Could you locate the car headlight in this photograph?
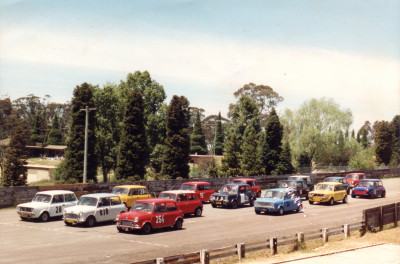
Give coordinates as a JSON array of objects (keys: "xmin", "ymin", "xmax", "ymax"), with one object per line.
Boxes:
[
  {"xmin": 134, "ymin": 217, "xmax": 139, "ymax": 223},
  {"xmin": 210, "ymin": 196, "xmax": 215, "ymax": 201},
  {"xmin": 115, "ymin": 215, "xmax": 120, "ymax": 221},
  {"xmin": 322, "ymin": 195, "xmax": 327, "ymax": 199},
  {"xmin": 308, "ymin": 193, "xmax": 313, "ymax": 197}
]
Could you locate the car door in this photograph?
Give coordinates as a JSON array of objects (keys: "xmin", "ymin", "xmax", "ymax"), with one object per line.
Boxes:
[
  {"xmin": 152, "ymin": 202, "xmax": 167, "ymax": 228},
  {"xmin": 164, "ymin": 202, "xmax": 178, "ymax": 227},
  {"xmin": 64, "ymin": 193, "xmax": 78, "ymax": 209},
  {"xmin": 96, "ymin": 198, "xmax": 112, "ymax": 222},
  {"xmin": 110, "ymin": 196, "xmax": 124, "ymax": 218},
  {"xmin": 239, "ymin": 186, "xmax": 249, "ymax": 205},
  {"xmin": 196, "ymin": 184, "xmax": 206, "ymax": 201},
  {"xmin": 283, "ymin": 193, "xmax": 296, "ymax": 211},
  {"xmin": 49, "ymin": 194, "xmax": 65, "ymax": 217},
  {"xmin": 204, "ymin": 184, "xmax": 214, "ymax": 201},
  {"xmin": 126, "ymin": 188, "xmax": 139, "ymax": 208},
  {"xmin": 177, "ymin": 194, "xmax": 190, "ymax": 214}
]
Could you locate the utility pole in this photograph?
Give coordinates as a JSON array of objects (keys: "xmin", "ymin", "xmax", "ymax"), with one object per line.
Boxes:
[{"xmin": 80, "ymin": 106, "xmax": 96, "ymax": 183}]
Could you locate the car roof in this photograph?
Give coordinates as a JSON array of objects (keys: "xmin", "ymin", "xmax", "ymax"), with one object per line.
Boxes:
[
  {"xmin": 346, "ymin": 173, "xmax": 365, "ymax": 175},
  {"xmin": 113, "ymin": 185, "xmax": 147, "ymax": 188},
  {"xmin": 160, "ymin": 190, "xmax": 196, "ymax": 195},
  {"xmin": 135, "ymin": 198, "xmax": 176, "ymax": 203},
  {"xmin": 282, "ymin": 179, "xmax": 304, "ymax": 182},
  {"xmin": 181, "ymin": 181, "xmax": 211, "ymax": 185},
  {"xmin": 359, "ymin": 179, "xmax": 379, "ymax": 182},
  {"xmin": 325, "ymin": 176, "xmax": 345, "ymax": 179},
  {"xmin": 224, "ymin": 183, "xmax": 251, "ymax": 187},
  {"xmin": 266, "ymin": 188, "xmax": 289, "ymax": 192},
  {"xmin": 317, "ymin": 182, "xmax": 342, "ymax": 186},
  {"xmin": 81, "ymin": 193, "xmax": 120, "ymax": 198},
  {"xmin": 36, "ymin": 190, "xmax": 74, "ymax": 195},
  {"xmin": 289, "ymin": 175, "xmax": 310, "ymax": 178},
  {"xmin": 232, "ymin": 178, "xmax": 256, "ymax": 181}
]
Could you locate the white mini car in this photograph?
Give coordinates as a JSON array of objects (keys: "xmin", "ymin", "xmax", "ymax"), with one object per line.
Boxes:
[
  {"xmin": 17, "ymin": 190, "xmax": 78, "ymax": 222},
  {"xmin": 63, "ymin": 193, "xmax": 127, "ymax": 227}
]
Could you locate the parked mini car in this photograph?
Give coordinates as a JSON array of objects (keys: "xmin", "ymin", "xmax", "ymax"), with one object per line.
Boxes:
[
  {"xmin": 63, "ymin": 193, "xmax": 127, "ymax": 227},
  {"xmin": 158, "ymin": 190, "xmax": 203, "ymax": 217},
  {"xmin": 179, "ymin": 182, "xmax": 215, "ymax": 202},
  {"xmin": 308, "ymin": 182, "xmax": 347, "ymax": 205},
  {"xmin": 111, "ymin": 185, "xmax": 152, "ymax": 209},
  {"xmin": 279, "ymin": 180, "xmax": 309, "ymax": 198},
  {"xmin": 17, "ymin": 190, "xmax": 78, "ymax": 222},
  {"xmin": 115, "ymin": 199, "xmax": 184, "ymax": 234},
  {"xmin": 231, "ymin": 178, "xmax": 262, "ymax": 197},
  {"xmin": 351, "ymin": 179, "xmax": 386, "ymax": 199},
  {"xmin": 345, "ymin": 173, "xmax": 366, "ymax": 188},
  {"xmin": 210, "ymin": 184, "xmax": 256, "ymax": 209},
  {"xmin": 288, "ymin": 175, "xmax": 314, "ymax": 190},
  {"xmin": 254, "ymin": 188, "xmax": 301, "ymax": 215},
  {"xmin": 323, "ymin": 176, "xmax": 350, "ymax": 194}
]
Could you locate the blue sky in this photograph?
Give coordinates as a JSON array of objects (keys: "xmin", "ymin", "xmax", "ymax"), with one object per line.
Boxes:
[{"xmin": 0, "ymin": 0, "xmax": 399, "ymax": 130}]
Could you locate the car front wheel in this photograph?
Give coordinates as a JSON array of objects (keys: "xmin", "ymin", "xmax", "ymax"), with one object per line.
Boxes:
[
  {"xmin": 174, "ymin": 218, "xmax": 183, "ymax": 230},
  {"xmin": 309, "ymin": 200, "xmax": 314, "ymax": 205},
  {"xmin": 231, "ymin": 200, "xmax": 238, "ymax": 209},
  {"xmin": 142, "ymin": 223, "xmax": 152, "ymax": 234},
  {"xmin": 85, "ymin": 216, "xmax": 96, "ymax": 227},
  {"xmin": 277, "ymin": 207, "xmax": 284, "ymax": 216},
  {"xmin": 343, "ymin": 195, "xmax": 348, "ymax": 203},
  {"xmin": 40, "ymin": 212, "xmax": 50, "ymax": 222},
  {"xmin": 328, "ymin": 198, "xmax": 334, "ymax": 205},
  {"xmin": 381, "ymin": 191, "xmax": 386, "ymax": 198},
  {"xmin": 194, "ymin": 207, "xmax": 202, "ymax": 217}
]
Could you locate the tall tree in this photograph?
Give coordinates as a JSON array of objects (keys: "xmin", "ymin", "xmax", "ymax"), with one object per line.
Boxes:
[
  {"xmin": 45, "ymin": 114, "xmax": 63, "ymax": 145},
  {"xmin": 263, "ymin": 108, "xmax": 283, "ymax": 174},
  {"xmin": 3, "ymin": 125, "xmax": 28, "ymax": 186},
  {"xmin": 361, "ymin": 129, "xmax": 368, "ymax": 148},
  {"xmin": 241, "ymin": 125, "xmax": 263, "ymax": 176},
  {"xmin": 391, "ymin": 115, "xmax": 400, "ymax": 166},
  {"xmin": 57, "ymin": 83, "xmax": 98, "ymax": 183},
  {"xmin": 207, "ymin": 156, "xmax": 219, "ymax": 178},
  {"xmin": 0, "ymin": 97, "xmax": 16, "ymax": 139},
  {"xmin": 161, "ymin": 96, "xmax": 190, "ymax": 179},
  {"xmin": 30, "ymin": 113, "xmax": 42, "ymax": 143},
  {"xmin": 93, "ymin": 83, "xmax": 124, "ymax": 182},
  {"xmin": 214, "ymin": 112, "xmax": 224, "ymax": 155},
  {"xmin": 116, "ymin": 89, "xmax": 149, "ymax": 180},
  {"xmin": 221, "ymin": 133, "xmax": 241, "ymax": 177},
  {"xmin": 276, "ymin": 141, "xmax": 295, "ymax": 175},
  {"xmin": 190, "ymin": 111, "xmax": 207, "ymax": 155},
  {"xmin": 374, "ymin": 120, "xmax": 393, "ymax": 165}
]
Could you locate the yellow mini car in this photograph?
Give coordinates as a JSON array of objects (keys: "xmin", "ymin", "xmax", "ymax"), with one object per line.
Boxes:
[
  {"xmin": 308, "ymin": 182, "xmax": 347, "ymax": 205},
  {"xmin": 111, "ymin": 185, "xmax": 152, "ymax": 209}
]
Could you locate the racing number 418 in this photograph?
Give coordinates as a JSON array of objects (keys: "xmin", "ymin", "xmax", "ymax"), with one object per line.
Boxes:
[{"xmin": 156, "ymin": 215, "xmax": 164, "ymax": 224}]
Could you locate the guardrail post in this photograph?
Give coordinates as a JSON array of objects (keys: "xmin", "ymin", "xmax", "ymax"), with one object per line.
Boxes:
[
  {"xmin": 270, "ymin": 237, "xmax": 277, "ymax": 255},
  {"xmin": 343, "ymin": 224, "xmax": 350, "ymax": 239},
  {"xmin": 394, "ymin": 203, "xmax": 398, "ymax": 227},
  {"xmin": 379, "ymin": 206, "xmax": 384, "ymax": 230},
  {"xmin": 322, "ymin": 228, "xmax": 328, "ymax": 243},
  {"xmin": 156, "ymin": 257, "xmax": 165, "ymax": 264},
  {"xmin": 297, "ymin": 232, "xmax": 304, "ymax": 243},
  {"xmin": 237, "ymin": 243, "xmax": 245, "ymax": 261},
  {"xmin": 200, "ymin": 249, "xmax": 209, "ymax": 264}
]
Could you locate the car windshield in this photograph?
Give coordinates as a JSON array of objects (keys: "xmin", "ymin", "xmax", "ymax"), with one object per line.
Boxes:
[
  {"xmin": 280, "ymin": 181, "xmax": 297, "ymax": 188},
  {"xmin": 180, "ymin": 184, "xmax": 195, "ymax": 191},
  {"xmin": 112, "ymin": 187, "xmax": 128, "ymax": 195},
  {"xmin": 316, "ymin": 184, "xmax": 333, "ymax": 191},
  {"xmin": 346, "ymin": 174, "xmax": 358, "ymax": 179},
  {"xmin": 358, "ymin": 181, "xmax": 374, "ymax": 187},
  {"xmin": 32, "ymin": 194, "xmax": 52, "ymax": 203},
  {"xmin": 77, "ymin": 197, "xmax": 98, "ymax": 206},
  {"xmin": 219, "ymin": 185, "xmax": 238, "ymax": 194},
  {"xmin": 232, "ymin": 180, "xmax": 245, "ymax": 184},
  {"xmin": 159, "ymin": 193, "xmax": 177, "ymax": 200},
  {"xmin": 324, "ymin": 178, "xmax": 340, "ymax": 183},
  {"xmin": 131, "ymin": 202, "xmax": 154, "ymax": 212},
  {"xmin": 264, "ymin": 191, "xmax": 284, "ymax": 199}
]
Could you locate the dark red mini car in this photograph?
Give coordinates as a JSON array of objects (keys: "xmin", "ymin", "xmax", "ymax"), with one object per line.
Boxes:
[
  {"xmin": 231, "ymin": 178, "xmax": 262, "ymax": 197},
  {"xmin": 345, "ymin": 173, "xmax": 366, "ymax": 188},
  {"xmin": 159, "ymin": 190, "xmax": 203, "ymax": 217},
  {"xmin": 116, "ymin": 199, "xmax": 184, "ymax": 234},
  {"xmin": 179, "ymin": 182, "xmax": 214, "ymax": 202}
]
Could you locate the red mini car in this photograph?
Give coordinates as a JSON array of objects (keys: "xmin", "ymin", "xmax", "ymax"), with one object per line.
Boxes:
[
  {"xmin": 158, "ymin": 190, "xmax": 203, "ymax": 217},
  {"xmin": 231, "ymin": 178, "xmax": 262, "ymax": 197},
  {"xmin": 179, "ymin": 182, "xmax": 215, "ymax": 202},
  {"xmin": 115, "ymin": 199, "xmax": 184, "ymax": 234},
  {"xmin": 345, "ymin": 173, "xmax": 366, "ymax": 188}
]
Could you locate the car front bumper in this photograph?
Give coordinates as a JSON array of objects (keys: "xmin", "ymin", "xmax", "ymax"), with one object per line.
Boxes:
[
  {"xmin": 254, "ymin": 206, "xmax": 277, "ymax": 213},
  {"xmin": 308, "ymin": 196, "xmax": 330, "ymax": 203},
  {"xmin": 17, "ymin": 211, "xmax": 37, "ymax": 219}
]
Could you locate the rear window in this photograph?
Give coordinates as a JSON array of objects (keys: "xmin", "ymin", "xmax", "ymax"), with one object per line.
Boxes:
[{"xmin": 180, "ymin": 184, "xmax": 195, "ymax": 191}]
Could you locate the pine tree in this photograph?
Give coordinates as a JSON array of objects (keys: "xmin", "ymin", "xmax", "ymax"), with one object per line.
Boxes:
[
  {"xmin": 263, "ymin": 108, "xmax": 283, "ymax": 174},
  {"xmin": 276, "ymin": 141, "xmax": 295, "ymax": 175},
  {"xmin": 3, "ymin": 125, "xmax": 28, "ymax": 186},
  {"xmin": 207, "ymin": 156, "xmax": 219, "ymax": 178},
  {"xmin": 58, "ymin": 83, "xmax": 98, "ymax": 183},
  {"xmin": 116, "ymin": 89, "xmax": 149, "ymax": 180},
  {"xmin": 190, "ymin": 110, "xmax": 207, "ymax": 154},
  {"xmin": 391, "ymin": 115, "xmax": 400, "ymax": 166},
  {"xmin": 241, "ymin": 125, "xmax": 263, "ymax": 176},
  {"xmin": 221, "ymin": 133, "xmax": 241, "ymax": 177},
  {"xmin": 361, "ymin": 129, "xmax": 368, "ymax": 148},
  {"xmin": 30, "ymin": 113, "xmax": 41, "ymax": 143},
  {"xmin": 374, "ymin": 120, "xmax": 393, "ymax": 165},
  {"xmin": 161, "ymin": 96, "xmax": 190, "ymax": 179},
  {"xmin": 46, "ymin": 114, "xmax": 63, "ymax": 145},
  {"xmin": 214, "ymin": 112, "xmax": 224, "ymax": 155}
]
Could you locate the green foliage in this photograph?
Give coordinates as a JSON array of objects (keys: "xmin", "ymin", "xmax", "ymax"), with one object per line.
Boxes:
[
  {"xmin": 161, "ymin": 95, "xmax": 191, "ymax": 179},
  {"xmin": 150, "ymin": 144, "xmax": 165, "ymax": 173},
  {"xmin": 189, "ymin": 163, "xmax": 208, "ymax": 178},
  {"xmin": 241, "ymin": 125, "xmax": 263, "ymax": 176},
  {"xmin": 214, "ymin": 112, "xmax": 224, "ymax": 155},
  {"xmin": 349, "ymin": 147, "xmax": 375, "ymax": 170},
  {"xmin": 57, "ymin": 83, "xmax": 98, "ymax": 183},
  {"xmin": 207, "ymin": 157, "xmax": 219, "ymax": 178},
  {"xmin": 374, "ymin": 120, "xmax": 393, "ymax": 165},
  {"xmin": 390, "ymin": 115, "xmax": 400, "ymax": 166},
  {"xmin": 3, "ymin": 125, "xmax": 28, "ymax": 186},
  {"xmin": 190, "ymin": 110, "xmax": 207, "ymax": 154},
  {"xmin": 276, "ymin": 141, "xmax": 295, "ymax": 175},
  {"xmin": 0, "ymin": 97, "xmax": 15, "ymax": 139},
  {"xmin": 30, "ymin": 113, "xmax": 42, "ymax": 143},
  {"xmin": 45, "ymin": 114, "xmax": 63, "ymax": 145},
  {"xmin": 221, "ymin": 133, "xmax": 242, "ymax": 177},
  {"xmin": 116, "ymin": 89, "xmax": 149, "ymax": 180},
  {"xmin": 263, "ymin": 108, "xmax": 283, "ymax": 174}
]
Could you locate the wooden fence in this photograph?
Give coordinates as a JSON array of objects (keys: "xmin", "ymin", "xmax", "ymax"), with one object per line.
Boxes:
[{"xmin": 363, "ymin": 202, "xmax": 399, "ymax": 231}]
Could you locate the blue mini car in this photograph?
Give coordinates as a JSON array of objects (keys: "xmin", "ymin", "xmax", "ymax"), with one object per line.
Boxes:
[
  {"xmin": 351, "ymin": 179, "xmax": 386, "ymax": 199},
  {"xmin": 254, "ymin": 188, "xmax": 301, "ymax": 215}
]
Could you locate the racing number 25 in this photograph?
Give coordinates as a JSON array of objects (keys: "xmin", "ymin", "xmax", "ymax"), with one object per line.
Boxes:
[{"xmin": 156, "ymin": 215, "xmax": 164, "ymax": 224}]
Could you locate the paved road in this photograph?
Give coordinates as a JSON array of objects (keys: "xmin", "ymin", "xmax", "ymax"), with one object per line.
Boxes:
[{"xmin": 0, "ymin": 178, "xmax": 399, "ymax": 264}]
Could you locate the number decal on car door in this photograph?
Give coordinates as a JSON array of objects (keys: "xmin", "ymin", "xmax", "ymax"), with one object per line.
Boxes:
[
  {"xmin": 99, "ymin": 208, "xmax": 109, "ymax": 216},
  {"xmin": 55, "ymin": 206, "xmax": 62, "ymax": 214},
  {"xmin": 156, "ymin": 215, "xmax": 164, "ymax": 224}
]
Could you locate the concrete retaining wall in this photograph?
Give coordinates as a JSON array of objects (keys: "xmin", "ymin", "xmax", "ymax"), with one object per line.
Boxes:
[{"xmin": 1, "ymin": 168, "xmax": 399, "ymax": 208}]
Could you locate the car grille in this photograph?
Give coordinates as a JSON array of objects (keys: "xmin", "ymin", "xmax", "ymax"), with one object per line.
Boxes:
[
  {"xmin": 120, "ymin": 219, "xmax": 133, "ymax": 226},
  {"xmin": 19, "ymin": 207, "xmax": 33, "ymax": 212},
  {"xmin": 65, "ymin": 213, "xmax": 79, "ymax": 219},
  {"xmin": 256, "ymin": 202, "xmax": 274, "ymax": 207},
  {"xmin": 312, "ymin": 194, "xmax": 325, "ymax": 197},
  {"xmin": 354, "ymin": 191, "xmax": 366, "ymax": 195}
]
